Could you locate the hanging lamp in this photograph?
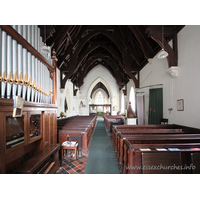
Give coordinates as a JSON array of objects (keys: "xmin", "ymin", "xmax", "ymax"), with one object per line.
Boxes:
[{"xmin": 158, "ymin": 25, "xmax": 168, "ymax": 59}]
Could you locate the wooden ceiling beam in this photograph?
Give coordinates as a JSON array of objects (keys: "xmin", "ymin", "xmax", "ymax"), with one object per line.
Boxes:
[
  {"xmin": 45, "ymin": 25, "xmax": 65, "ymax": 46},
  {"xmin": 57, "ymin": 26, "xmax": 87, "ymax": 67},
  {"xmin": 150, "ymin": 33, "xmax": 177, "ymax": 67},
  {"xmin": 67, "ymin": 32, "xmax": 73, "ymax": 45},
  {"xmin": 124, "ymin": 51, "xmax": 139, "ymax": 88},
  {"xmin": 52, "ymin": 25, "xmax": 72, "ymax": 52},
  {"xmin": 77, "ymin": 55, "xmax": 123, "ymax": 88},
  {"xmin": 84, "ymin": 25, "xmax": 116, "ymax": 31},
  {"xmin": 146, "ymin": 25, "xmax": 184, "ymax": 36},
  {"xmin": 72, "ymin": 29, "xmax": 124, "ymax": 68},
  {"xmin": 115, "ymin": 26, "xmax": 142, "ymax": 66},
  {"xmin": 128, "ymin": 25, "xmax": 154, "ymax": 59},
  {"xmin": 146, "ymin": 26, "xmax": 174, "ymax": 35},
  {"xmin": 76, "ymin": 42, "xmax": 123, "ymax": 74}
]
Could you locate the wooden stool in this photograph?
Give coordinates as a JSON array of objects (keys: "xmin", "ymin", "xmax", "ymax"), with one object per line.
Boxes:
[
  {"xmin": 61, "ymin": 144, "xmax": 79, "ymax": 160},
  {"xmin": 161, "ymin": 118, "xmax": 168, "ymax": 125}
]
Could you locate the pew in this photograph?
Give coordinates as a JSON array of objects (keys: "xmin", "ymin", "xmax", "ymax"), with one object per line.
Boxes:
[
  {"xmin": 112, "ymin": 124, "xmax": 177, "ymax": 146},
  {"xmin": 114, "ymin": 128, "xmax": 184, "ymax": 153},
  {"xmin": 57, "ymin": 115, "xmax": 97, "ymax": 154},
  {"xmin": 123, "ymin": 141, "xmax": 200, "ymax": 174},
  {"xmin": 112, "ymin": 124, "xmax": 200, "ymax": 146},
  {"xmin": 103, "ymin": 114, "xmax": 124, "ymax": 132},
  {"xmin": 111, "ymin": 124, "xmax": 200, "ymax": 174},
  {"xmin": 117, "ymin": 132, "xmax": 200, "ymax": 167},
  {"xmin": 13, "ymin": 144, "xmax": 60, "ymax": 174}
]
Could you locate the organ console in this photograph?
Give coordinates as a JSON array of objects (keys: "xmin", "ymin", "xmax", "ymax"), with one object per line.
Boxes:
[{"xmin": 6, "ymin": 116, "xmax": 25, "ymax": 149}]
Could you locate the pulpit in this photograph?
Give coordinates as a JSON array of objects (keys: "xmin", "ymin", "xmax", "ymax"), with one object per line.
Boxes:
[{"xmin": 125, "ymin": 102, "xmax": 137, "ymax": 125}]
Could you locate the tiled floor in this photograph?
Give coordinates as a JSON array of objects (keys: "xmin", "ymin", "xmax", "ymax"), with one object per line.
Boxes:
[
  {"xmin": 56, "ymin": 137, "xmax": 121, "ymax": 174},
  {"xmin": 56, "ymin": 153, "xmax": 88, "ymax": 174}
]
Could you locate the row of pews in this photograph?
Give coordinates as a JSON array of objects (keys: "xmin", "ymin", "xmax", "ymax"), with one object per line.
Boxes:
[
  {"xmin": 103, "ymin": 114, "xmax": 124, "ymax": 133},
  {"xmin": 57, "ymin": 115, "xmax": 97, "ymax": 154},
  {"xmin": 112, "ymin": 124, "xmax": 200, "ymax": 174}
]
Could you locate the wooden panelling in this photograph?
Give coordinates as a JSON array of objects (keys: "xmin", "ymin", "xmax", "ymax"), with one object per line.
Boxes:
[
  {"xmin": 0, "ymin": 98, "xmax": 58, "ymax": 173},
  {"xmin": 192, "ymin": 153, "xmax": 200, "ymax": 173},
  {"xmin": 142, "ymin": 152, "xmax": 181, "ymax": 174},
  {"xmin": 0, "ymin": 112, "xmax": 6, "ymax": 173}
]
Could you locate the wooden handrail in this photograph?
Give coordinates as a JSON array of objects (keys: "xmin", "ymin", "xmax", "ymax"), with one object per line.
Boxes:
[{"xmin": 0, "ymin": 25, "xmax": 54, "ymax": 73}]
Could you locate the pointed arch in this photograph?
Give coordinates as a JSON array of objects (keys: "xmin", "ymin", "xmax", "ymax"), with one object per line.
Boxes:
[
  {"xmin": 121, "ymin": 90, "xmax": 125, "ymax": 113},
  {"xmin": 129, "ymin": 86, "xmax": 136, "ymax": 112},
  {"xmin": 87, "ymin": 77, "xmax": 113, "ymax": 101},
  {"xmin": 66, "ymin": 87, "xmax": 71, "ymax": 114}
]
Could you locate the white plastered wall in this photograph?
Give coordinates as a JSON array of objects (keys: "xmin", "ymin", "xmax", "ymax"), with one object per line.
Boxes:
[
  {"xmin": 56, "ymin": 69, "xmax": 78, "ymax": 117},
  {"xmin": 138, "ymin": 25, "xmax": 200, "ymax": 128}
]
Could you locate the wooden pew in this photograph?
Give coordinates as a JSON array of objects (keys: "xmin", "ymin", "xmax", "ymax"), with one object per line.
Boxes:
[
  {"xmin": 114, "ymin": 128, "xmax": 184, "ymax": 153},
  {"xmin": 13, "ymin": 144, "xmax": 60, "ymax": 174},
  {"xmin": 112, "ymin": 124, "xmax": 200, "ymax": 147},
  {"xmin": 57, "ymin": 115, "xmax": 97, "ymax": 154},
  {"xmin": 123, "ymin": 141, "xmax": 200, "ymax": 174},
  {"xmin": 103, "ymin": 114, "xmax": 124, "ymax": 132},
  {"xmin": 113, "ymin": 125, "xmax": 200, "ymax": 154},
  {"xmin": 117, "ymin": 132, "xmax": 200, "ymax": 167},
  {"xmin": 112, "ymin": 124, "xmax": 176, "ymax": 147},
  {"xmin": 111, "ymin": 124, "xmax": 200, "ymax": 174}
]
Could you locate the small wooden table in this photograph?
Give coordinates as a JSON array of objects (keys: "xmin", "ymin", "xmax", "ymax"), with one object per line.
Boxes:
[{"xmin": 61, "ymin": 144, "xmax": 79, "ymax": 160}]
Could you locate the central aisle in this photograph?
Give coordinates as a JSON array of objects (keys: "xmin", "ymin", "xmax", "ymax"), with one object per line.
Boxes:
[{"xmin": 84, "ymin": 119, "xmax": 120, "ymax": 174}]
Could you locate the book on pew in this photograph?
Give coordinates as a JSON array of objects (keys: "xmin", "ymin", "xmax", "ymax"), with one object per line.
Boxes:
[
  {"xmin": 156, "ymin": 148, "xmax": 167, "ymax": 151},
  {"xmin": 71, "ymin": 141, "xmax": 78, "ymax": 146},
  {"xmin": 178, "ymin": 148, "xmax": 193, "ymax": 151},
  {"xmin": 168, "ymin": 148, "xmax": 180, "ymax": 151},
  {"xmin": 62, "ymin": 141, "xmax": 77, "ymax": 146},
  {"xmin": 139, "ymin": 148, "xmax": 151, "ymax": 151},
  {"xmin": 191, "ymin": 148, "xmax": 200, "ymax": 151}
]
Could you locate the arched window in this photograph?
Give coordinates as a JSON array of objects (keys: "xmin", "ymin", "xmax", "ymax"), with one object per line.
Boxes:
[
  {"xmin": 95, "ymin": 91, "xmax": 104, "ymax": 104},
  {"xmin": 129, "ymin": 87, "xmax": 136, "ymax": 112},
  {"xmin": 121, "ymin": 91, "xmax": 125, "ymax": 113}
]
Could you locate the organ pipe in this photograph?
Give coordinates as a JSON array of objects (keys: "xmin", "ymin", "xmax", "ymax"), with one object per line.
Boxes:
[{"xmin": 0, "ymin": 25, "xmax": 54, "ymax": 104}]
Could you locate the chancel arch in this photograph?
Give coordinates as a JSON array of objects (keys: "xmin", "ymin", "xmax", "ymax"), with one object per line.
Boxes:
[{"xmin": 87, "ymin": 76, "xmax": 113, "ymax": 101}]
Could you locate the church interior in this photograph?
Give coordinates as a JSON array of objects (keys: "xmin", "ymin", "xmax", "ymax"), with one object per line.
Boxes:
[{"xmin": 1, "ymin": 23, "xmax": 200, "ymax": 196}]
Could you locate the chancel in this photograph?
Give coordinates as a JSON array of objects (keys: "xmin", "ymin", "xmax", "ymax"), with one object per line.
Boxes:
[{"xmin": 1, "ymin": 25, "xmax": 200, "ymax": 174}]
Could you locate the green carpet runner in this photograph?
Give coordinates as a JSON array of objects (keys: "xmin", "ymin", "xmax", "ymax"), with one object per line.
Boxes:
[{"xmin": 84, "ymin": 119, "xmax": 120, "ymax": 174}]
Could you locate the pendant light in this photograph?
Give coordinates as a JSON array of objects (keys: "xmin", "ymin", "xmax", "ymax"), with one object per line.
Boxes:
[
  {"xmin": 158, "ymin": 25, "xmax": 168, "ymax": 59},
  {"xmin": 41, "ymin": 25, "xmax": 50, "ymax": 56}
]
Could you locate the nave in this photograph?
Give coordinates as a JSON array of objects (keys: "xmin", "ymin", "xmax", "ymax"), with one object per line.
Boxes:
[{"xmin": 56, "ymin": 117, "xmax": 120, "ymax": 174}]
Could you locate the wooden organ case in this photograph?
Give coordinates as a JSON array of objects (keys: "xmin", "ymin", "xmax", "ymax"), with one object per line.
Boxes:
[{"xmin": 0, "ymin": 25, "xmax": 59, "ymax": 174}]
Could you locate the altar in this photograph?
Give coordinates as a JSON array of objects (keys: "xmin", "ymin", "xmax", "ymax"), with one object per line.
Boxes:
[{"xmin": 89, "ymin": 104, "xmax": 111, "ymax": 115}]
